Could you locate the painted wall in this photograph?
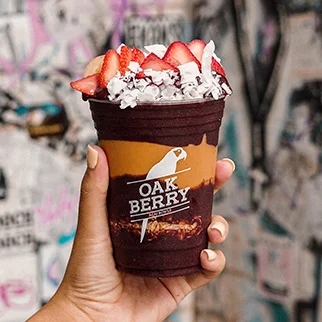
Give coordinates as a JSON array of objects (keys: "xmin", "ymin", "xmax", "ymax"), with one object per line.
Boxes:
[{"xmin": 1, "ymin": 1, "xmax": 322, "ymax": 321}]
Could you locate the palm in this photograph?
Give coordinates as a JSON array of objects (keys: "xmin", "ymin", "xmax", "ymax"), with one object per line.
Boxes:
[
  {"xmin": 105, "ymin": 262, "xmax": 215, "ymax": 322},
  {"xmin": 63, "ymin": 235, "xmax": 197, "ymax": 322},
  {"xmin": 118, "ymin": 274, "xmax": 184, "ymax": 321}
]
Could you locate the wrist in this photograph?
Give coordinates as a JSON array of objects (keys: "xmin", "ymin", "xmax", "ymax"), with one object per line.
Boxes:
[{"xmin": 27, "ymin": 289, "xmax": 92, "ymax": 322}]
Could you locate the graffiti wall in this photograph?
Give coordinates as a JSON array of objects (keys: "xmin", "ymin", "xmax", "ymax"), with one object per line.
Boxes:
[
  {"xmin": 194, "ymin": 1, "xmax": 322, "ymax": 321},
  {"xmin": 1, "ymin": 1, "xmax": 322, "ymax": 321}
]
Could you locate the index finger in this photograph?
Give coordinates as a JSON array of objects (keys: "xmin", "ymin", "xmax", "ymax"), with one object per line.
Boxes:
[{"xmin": 214, "ymin": 158, "xmax": 235, "ymax": 192}]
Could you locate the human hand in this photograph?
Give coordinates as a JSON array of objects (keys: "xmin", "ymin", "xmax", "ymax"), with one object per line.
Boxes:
[{"xmin": 28, "ymin": 145, "xmax": 234, "ymax": 322}]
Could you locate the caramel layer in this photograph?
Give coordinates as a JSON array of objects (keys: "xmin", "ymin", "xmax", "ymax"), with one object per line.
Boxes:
[{"xmin": 100, "ymin": 134, "xmax": 217, "ymax": 189}]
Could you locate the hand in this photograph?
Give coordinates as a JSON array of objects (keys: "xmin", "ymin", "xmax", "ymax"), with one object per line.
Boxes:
[{"xmin": 28, "ymin": 145, "xmax": 234, "ymax": 322}]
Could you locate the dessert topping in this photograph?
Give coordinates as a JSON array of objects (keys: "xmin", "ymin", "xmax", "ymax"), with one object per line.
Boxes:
[{"xmin": 70, "ymin": 39, "xmax": 232, "ymax": 108}]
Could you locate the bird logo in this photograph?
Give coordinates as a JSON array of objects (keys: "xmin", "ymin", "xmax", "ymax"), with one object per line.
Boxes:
[
  {"xmin": 146, "ymin": 147, "xmax": 187, "ymax": 180},
  {"xmin": 140, "ymin": 147, "xmax": 188, "ymax": 242}
]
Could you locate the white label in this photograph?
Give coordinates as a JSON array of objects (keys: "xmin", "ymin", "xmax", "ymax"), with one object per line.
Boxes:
[{"xmin": 127, "ymin": 147, "xmax": 191, "ymax": 242}]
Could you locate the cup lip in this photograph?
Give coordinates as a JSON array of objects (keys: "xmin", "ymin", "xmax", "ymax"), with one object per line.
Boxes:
[{"xmin": 88, "ymin": 97, "xmax": 225, "ymax": 106}]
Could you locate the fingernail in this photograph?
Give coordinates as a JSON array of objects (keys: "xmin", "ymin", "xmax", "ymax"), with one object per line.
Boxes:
[
  {"xmin": 210, "ymin": 221, "xmax": 226, "ymax": 237},
  {"xmin": 87, "ymin": 145, "xmax": 98, "ymax": 169},
  {"xmin": 203, "ymin": 249, "xmax": 217, "ymax": 261},
  {"xmin": 222, "ymin": 158, "xmax": 235, "ymax": 172}
]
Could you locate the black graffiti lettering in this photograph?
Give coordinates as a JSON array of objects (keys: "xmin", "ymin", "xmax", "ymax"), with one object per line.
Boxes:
[
  {"xmin": 0, "ymin": 211, "xmax": 33, "ymax": 228},
  {"xmin": 166, "ymin": 20, "xmax": 184, "ymax": 44},
  {"xmin": 124, "ymin": 15, "xmax": 184, "ymax": 48},
  {"xmin": 0, "ymin": 233, "xmax": 34, "ymax": 249}
]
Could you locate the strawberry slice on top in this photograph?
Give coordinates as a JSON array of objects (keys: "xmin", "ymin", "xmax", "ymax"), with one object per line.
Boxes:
[
  {"xmin": 139, "ymin": 53, "xmax": 178, "ymax": 76},
  {"xmin": 211, "ymin": 59, "xmax": 226, "ymax": 77},
  {"xmin": 131, "ymin": 47, "xmax": 145, "ymax": 65},
  {"xmin": 119, "ymin": 45, "xmax": 132, "ymax": 75},
  {"xmin": 70, "ymin": 73, "xmax": 100, "ymax": 96},
  {"xmin": 187, "ymin": 39, "xmax": 206, "ymax": 63},
  {"xmin": 188, "ymin": 39, "xmax": 226, "ymax": 76},
  {"xmin": 163, "ymin": 41, "xmax": 201, "ymax": 70},
  {"xmin": 99, "ymin": 49, "xmax": 120, "ymax": 88}
]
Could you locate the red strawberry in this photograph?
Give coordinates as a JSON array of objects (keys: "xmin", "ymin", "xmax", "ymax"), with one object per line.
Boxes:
[
  {"xmin": 187, "ymin": 39, "xmax": 206, "ymax": 63},
  {"xmin": 188, "ymin": 39, "xmax": 226, "ymax": 76},
  {"xmin": 70, "ymin": 73, "xmax": 100, "ymax": 96},
  {"xmin": 211, "ymin": 59, "xmax": 226, "ymax": 76},
  {"xmin": 140, "ymin": 53, "xmax": 179, "ymax": 72},
  {"xmin": 131, "ymin": 47, "xmax": 145, "ymax": 64},
  {"xmin": 163, "ymin": 41, "xmax": 201, "ymax": 69},
  {"xmin": 99, "ymin": 49, "xmax": 120, "ymax": 88},
  {"xmin": 135, "ymin": 71, "xmax": 146, "ymax": 79},
  {"xmin": 119, "ymin": 45, "xmax": 132, "ymax": 75}
]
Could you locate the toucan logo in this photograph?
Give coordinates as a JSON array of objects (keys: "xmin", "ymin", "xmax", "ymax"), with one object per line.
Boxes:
[{"xmin": 127, "ymin": 147, "xmax": 191, "ymax": 242}]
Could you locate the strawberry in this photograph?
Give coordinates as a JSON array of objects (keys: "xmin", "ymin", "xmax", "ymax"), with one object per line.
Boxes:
[
  {"xmin": 99, "ymin": 49, "xmax": 120, "ymax": 88},
  {"xmin": 163, "ymin": 41, "xmax": 201, "ymax": 69},
  {"xmin": 131, "ymin": 47, "xmax": 145, "ymax": 64},
  {"xmin": 140, "ymin": 53, "xmax": 179, "ymax": 73},
  {"xmin": 187, "ymin": 39, "xmax": 206, "ymax": 63},
  {"xmin": 211, "ymin": 59, "xmax": 226, "ymax": 76},
  {"xmin": 70, "ymin": 73, "xmax": 100, "ymax": 96},
  {"xmin": 188, "ymin": 39, "xmax": 226, "ymax": 76},
  {"xmin": 119, "ymin": 45, "xmax": 132, "ymax": 75}
]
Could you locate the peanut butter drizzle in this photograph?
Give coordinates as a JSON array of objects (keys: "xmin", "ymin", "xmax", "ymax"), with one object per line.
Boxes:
[{"xmin": 100, "ymin": 134, "xmax": 218, "ymax": 189}]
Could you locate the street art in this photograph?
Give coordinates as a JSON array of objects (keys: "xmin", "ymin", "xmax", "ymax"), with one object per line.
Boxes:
[{"xmin": 1, "ymin": 0, "xmax": 322, "ymax": 321}]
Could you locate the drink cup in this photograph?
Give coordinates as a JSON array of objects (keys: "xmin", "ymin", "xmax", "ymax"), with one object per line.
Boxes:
[{"xmin": 89, "ymin": 97, "xmax": 225, "ymax": 277}]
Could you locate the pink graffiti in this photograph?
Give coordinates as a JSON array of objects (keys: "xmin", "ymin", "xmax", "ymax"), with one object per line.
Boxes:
[
  {"xmin": 0, "ymin": 0, "xmax": 49, "ymax": 75},
  {"xmin": 21, "ymin": 0, "xmax": 49, "ymax": 73},
  {"xmin": 1, "ymin": 0, "xmax": 96, "ymax": 81},
  {"xmin": 35, "ymin": 186, "xmax": 79, "ymax": 226},
  {"xmin": 0, "ymin": 279, "xmax": 35, "ymax": 315},
  {"xmin": 68, "ymin": 37, "xmax": 94, "ymax": 76},
  {"xmin": 110, "ymin": 0, "xmax": 128, "ymax": 48}
]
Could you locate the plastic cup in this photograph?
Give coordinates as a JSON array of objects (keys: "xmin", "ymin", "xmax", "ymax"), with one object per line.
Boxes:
[{"xmin": 89, "ymin": 98, "xmax": 225, "ymax": 277}]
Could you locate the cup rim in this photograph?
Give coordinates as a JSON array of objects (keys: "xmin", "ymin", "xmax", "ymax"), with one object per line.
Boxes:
[{"xmin": 88, "ymin": 97, "xmax": 225, "ymax": 106}]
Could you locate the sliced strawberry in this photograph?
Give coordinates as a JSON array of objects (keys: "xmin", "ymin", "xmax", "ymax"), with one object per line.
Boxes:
[
  {"xmin": 188, "ymin": 39, "xmax": 226, "ymax": 76},
  {"xmin": 163, "ymin": 41, "xmax": 201, "ymax": 69},
  {"xmin": 187, "ymin": 39, "xmax": 206, "ymax": 63},
  {"xmin": 140, "ymin": 53, "xmax": 179, "ymax": 73},
  {"xmin": 135, "ymin": 71, "xmax": 146, "ymax": 79},
  {"xmin": 70, "ymin": 73, "xmax": 100, "ymax": 96},
  {"xmin": 211, "ymin": 58, "xmax": 226, "ymax": 76},
  {"xmin": 119, "ymin": 45, "xmax": 132, "ymax": 75},
  {"xmin": 99, "ymin": 49, "xmax": 120, "ymax": 88},
  {"xmin": 131, "ymin": 47, "xmax": 145, "ymax": 64}
]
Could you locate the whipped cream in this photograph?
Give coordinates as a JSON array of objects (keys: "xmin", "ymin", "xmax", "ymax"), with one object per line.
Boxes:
[{"xmin": 107, "ymin": 41, "xmax": 232, "ymax": 109}]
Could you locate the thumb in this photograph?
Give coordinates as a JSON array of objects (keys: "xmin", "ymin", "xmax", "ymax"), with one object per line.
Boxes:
[
  {"xmin": 60, "ymin": 145, "xmax": 120, "ymax": 299},
  {"xmin": 75, "ymin": 144, "xmax": 111, "ymax": 245}
]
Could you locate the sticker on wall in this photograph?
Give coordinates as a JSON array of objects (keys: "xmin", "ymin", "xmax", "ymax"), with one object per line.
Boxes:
[{"xmin": 257, "ymin": 233, "xmax": 294, "ymax": 302}]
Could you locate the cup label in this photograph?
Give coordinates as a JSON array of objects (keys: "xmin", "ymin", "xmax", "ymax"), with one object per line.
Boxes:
[{"xmin": 127, "ymin": 147, "xmax": 191, "ymax": 242}]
